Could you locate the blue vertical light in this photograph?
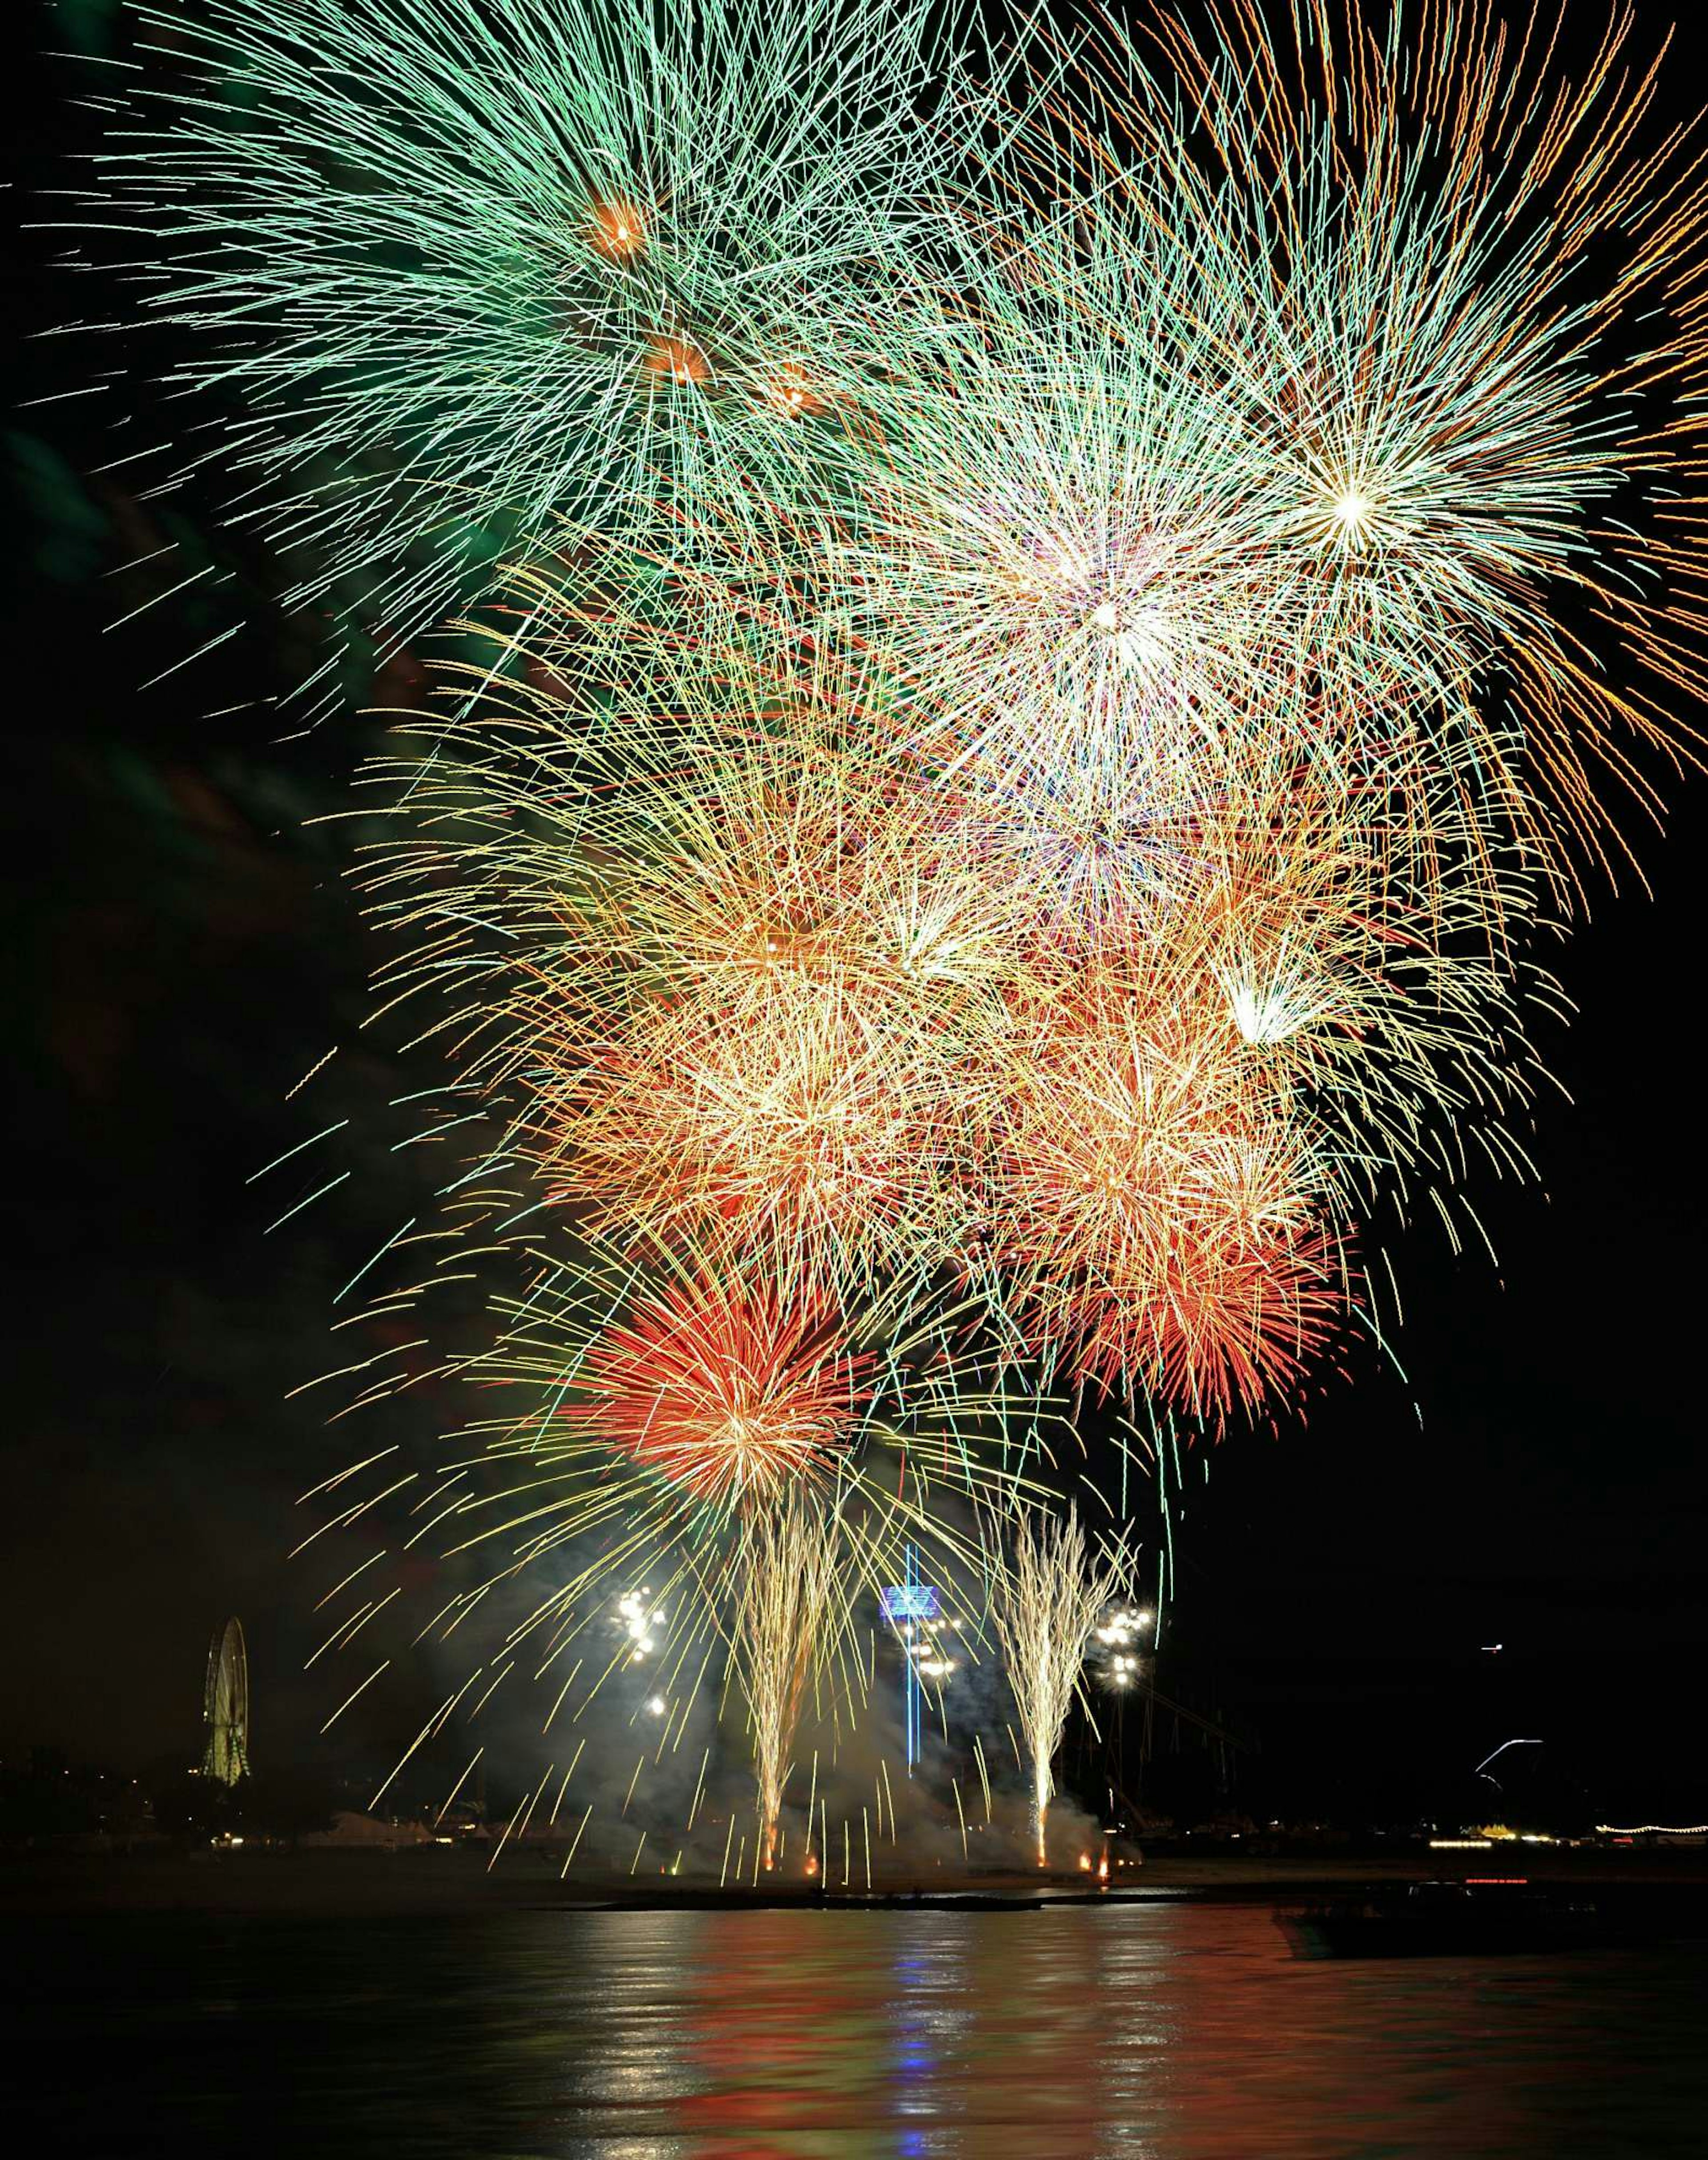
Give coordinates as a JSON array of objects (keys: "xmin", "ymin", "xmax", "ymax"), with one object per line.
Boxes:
[
  {"xmin": 879, "ymin": 1556, "xmax": 939, "ymax": 1777},
  {"xmin": 903, "ymin": 1542, "xmax": 922, "ymax": 1772}
]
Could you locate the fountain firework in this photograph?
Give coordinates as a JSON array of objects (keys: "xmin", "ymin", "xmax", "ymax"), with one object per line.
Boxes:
[
  {"xmin": 987, "ymin": 1506, "xmax": 1133, "ymax": 1868},
  {"xmin": 733, "ymin": 1498, "xmax": 845, "ymax": 1869}
]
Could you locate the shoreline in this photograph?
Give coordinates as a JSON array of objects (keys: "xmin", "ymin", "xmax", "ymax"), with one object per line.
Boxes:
[{"xmin": 6, "ymin": 1846, "xmax": 1707, "ymax": 1917}]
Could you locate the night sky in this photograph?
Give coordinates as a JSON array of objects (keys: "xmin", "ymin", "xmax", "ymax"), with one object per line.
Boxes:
[{"xmin": 5, "ymin": 0, "xmax": 1705, "ymax": 1829}]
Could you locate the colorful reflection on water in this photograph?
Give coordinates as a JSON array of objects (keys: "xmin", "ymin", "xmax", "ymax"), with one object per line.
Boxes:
[{"xmin": 16, "ymin": 1902, "xmax": 1708, "ymax": 2156}]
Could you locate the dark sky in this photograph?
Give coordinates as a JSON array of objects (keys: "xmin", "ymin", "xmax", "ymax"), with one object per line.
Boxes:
[{"xmin": 4, "ymin": 0, "xmax": 1705, "ymax": 1826}]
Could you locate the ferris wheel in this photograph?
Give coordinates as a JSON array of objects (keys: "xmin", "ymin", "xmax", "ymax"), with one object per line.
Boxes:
[{"xmin": 201, "ymin": 1616, "xmax": 251, "ymax": 1786}]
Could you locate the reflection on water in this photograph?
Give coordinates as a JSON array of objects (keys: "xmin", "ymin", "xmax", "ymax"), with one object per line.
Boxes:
[{"xmin": 16, "ymin": 1902, "xmax": 1708, "ymax": 2157}]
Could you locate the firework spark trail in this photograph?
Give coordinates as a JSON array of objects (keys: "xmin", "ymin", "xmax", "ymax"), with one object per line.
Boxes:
[
  {"xmin": 733, "ymin": 1497, "xmax": 844, "ymax": 1869},
  {"xmin": 987, "ymin": 1504, "xmax": 1133, "ymax": 1867}
]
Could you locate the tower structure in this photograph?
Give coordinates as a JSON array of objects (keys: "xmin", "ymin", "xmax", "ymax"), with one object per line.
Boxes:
[
  {"xmin": 879, "ymin": 1546, "xmax": 938, "ymax": 1773},
  {"xmin": 200, "ymin": 1617, "xmax": 251, "ymax": 1786}
]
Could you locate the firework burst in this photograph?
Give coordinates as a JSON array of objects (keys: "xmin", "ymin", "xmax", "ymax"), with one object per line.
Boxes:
[
  {"xmin": 562, "ymin": 1268, "xmax": 872, "ymax": 1510},
  {"xmin": 72, "ymin": 0, "xmax": 1708, "ymax": 1848},
  {"xmin": 986, "ymin": 993, "xmax": 1345, "ymax": 1418},
  {"xmin": 1041, "ymin": 0, "xmax": 1708, "ymax": 887},
  {"xmin": 85, "ymin": 0, "xmax": 1003, "ymax": 711}
]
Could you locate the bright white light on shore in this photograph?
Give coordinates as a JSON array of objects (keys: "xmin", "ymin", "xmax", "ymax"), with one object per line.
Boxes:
[
  {"xmin": 617, "ymin": 1587, "xmax": 664, "ymax": 1660},
  {"xmin": 647, "ymin": 1695, "xmax": 666, "ymax": 1716}
]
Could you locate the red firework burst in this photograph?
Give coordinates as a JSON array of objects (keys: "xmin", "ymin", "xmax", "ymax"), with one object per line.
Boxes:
[
  {"xmin": 1071, "ymin": 1212, "xmax": 1344, "ymax": 1418},
  {"xmin": 562, "ymin": 1271, "xmax": 875, "ymax": 1505},
  {"xmin": 992, "ymin": 997, "xmax": 1345, "ymax": 1415}
]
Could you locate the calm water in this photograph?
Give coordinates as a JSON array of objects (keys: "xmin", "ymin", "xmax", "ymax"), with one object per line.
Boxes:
[{"xmin": 12, "ymin": 1902, "xmax": 1707, "ymax": 2156}]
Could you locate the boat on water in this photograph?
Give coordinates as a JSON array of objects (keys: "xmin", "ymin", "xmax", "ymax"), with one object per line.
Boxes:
[{"xmin": 1289, "ymin": 1879, "xmax": 1607, "ymax": 1959}]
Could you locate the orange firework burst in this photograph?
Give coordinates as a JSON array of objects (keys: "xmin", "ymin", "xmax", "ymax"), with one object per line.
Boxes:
[
  {"xmin": 587, "ymin": 198, "xmax": 648, "ymax": 262},
  {"xmin": 365, "ymin": 653, "xmax": 1027, "ymax": 1286},
  {"xmin": 989, "ymin": 991, "xmax": 1345, "ymax": 1417},
  {"xmin": 560, "ymin": 1269, "xmax": 875, "ymax": 1506},
  {"xmin": 643, "ymin": 331, "xmax": 711, "ymax": 386},
  {"xmin": 560, "ymin": 1005, "xmax": 947, "ymax": 1287},
  {"xmin": 1147, "ymin": 1212, "xmax": 1343, "ymax": 1420}
]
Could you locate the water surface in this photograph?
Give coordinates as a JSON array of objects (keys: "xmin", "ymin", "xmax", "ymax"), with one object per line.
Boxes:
[{"xmin": 14, "ymin": 1902, "xmax": 1706, "ymax": 2156}]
